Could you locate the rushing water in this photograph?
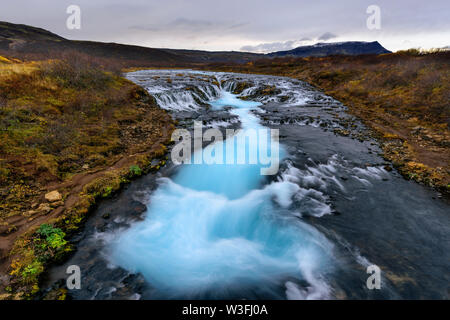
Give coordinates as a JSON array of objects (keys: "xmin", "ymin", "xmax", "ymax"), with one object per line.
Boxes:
[
  {"xmin": 109, "ymin": 85, "xmax": 334, "ymax": 299},
  {"xmin": 43, "ymin": 70, "xmax": 450, "ymax": 300}
]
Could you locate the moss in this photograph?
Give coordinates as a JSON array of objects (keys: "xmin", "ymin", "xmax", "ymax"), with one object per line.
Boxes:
[
  {"xmin": 232, "ymin": 81, "xmax": 252, "ymax": 95},
  {"xmin": 20, "ymin": 260, "xmax": 44, "ymax": 284},
  {"xmin": 129, "ymin": 164, "xmax": 143, "ymax": 177},
  {"xmin": 83, "ymin": 171, "xmax": 122, "ymax": 199},
  {"xmin": 8, "ymin": 221, "xmax": 74, "ymax": 296}
]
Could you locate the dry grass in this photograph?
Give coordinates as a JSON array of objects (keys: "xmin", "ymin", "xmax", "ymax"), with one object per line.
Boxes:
[
  {"xmin": 0, "ymin": 52, "xmax": 171, "ymax": 217},
  {"xmin": 0, "ymin": 51, "xmax": 174, "ymax": 298}
]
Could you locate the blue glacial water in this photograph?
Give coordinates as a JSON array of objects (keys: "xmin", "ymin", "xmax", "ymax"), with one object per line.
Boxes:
[{"xmin": 109, "ymin": 90, "xmax": 334, "ymax": 299}]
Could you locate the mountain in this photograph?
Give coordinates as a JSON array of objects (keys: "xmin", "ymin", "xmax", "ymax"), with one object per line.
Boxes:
[
  {"xmin": 1, "ymin": 21, "xmax": 391, "ymax": 66},
  {"xmin": 0, "ymin": 21, "xmax": 65, "ymax": 46},
  {"xmin": 268, "ymin": 41, "xmax": 391, "ymax": 57},
  {"xmin": 0, "ymin": 21, "xmax": 261, "ymax": 66}
]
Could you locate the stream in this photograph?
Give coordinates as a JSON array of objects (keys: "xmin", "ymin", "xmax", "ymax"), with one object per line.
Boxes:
[{"xmin": 43, "ymin": 70, "xmax": 450, "ymax": 300}]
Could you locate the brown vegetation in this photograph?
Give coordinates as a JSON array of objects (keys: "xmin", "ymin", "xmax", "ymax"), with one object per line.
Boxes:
[{"xmin": 0, "ymin": 51, "xmax": 174, "ymax": 298}]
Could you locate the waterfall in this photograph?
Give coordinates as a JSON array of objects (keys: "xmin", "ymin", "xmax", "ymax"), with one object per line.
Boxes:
[{"xmin": 110, "ymin": 70, "xmax": 336, "ymax": 299}]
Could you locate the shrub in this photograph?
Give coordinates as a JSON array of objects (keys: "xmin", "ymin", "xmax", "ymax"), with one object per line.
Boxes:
[
  {"xmin": 37, "ymin": 224, "xmax": 67, "ymax": 250},
  {"xmin": 40, "ymin": 59, "xmax": 112, "ymax": 90},
  {"xmin": 129, "ymin": 164, "xmax": 142, "ymax": 177}
]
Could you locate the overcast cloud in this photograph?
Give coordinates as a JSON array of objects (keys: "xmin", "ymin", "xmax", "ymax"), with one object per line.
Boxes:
[
  {"xmin": 318, "ymin": 32, "xmax": 338, "ymax": 41},
  {"xmin": 1, "ymin": 0, "xmax": 449, "ymax": 52}
]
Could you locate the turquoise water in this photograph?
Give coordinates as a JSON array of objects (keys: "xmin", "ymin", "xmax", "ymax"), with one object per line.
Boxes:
[
  {"xmin": 175, "ymin": 91, "xmax": 281, "ymax": 199},
  {"xmin": 110, "ymin": 90, "xmax": 333, "ymax": 298}
]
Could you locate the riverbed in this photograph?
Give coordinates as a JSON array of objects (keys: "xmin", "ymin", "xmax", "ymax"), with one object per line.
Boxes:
[{"xmin": 42, "ymin": 70, "xmax": 450, "ymax": 300}]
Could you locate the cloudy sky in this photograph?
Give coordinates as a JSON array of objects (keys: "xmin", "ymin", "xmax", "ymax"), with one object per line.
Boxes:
[{"xmin": 1, "ymin": 0, "xmax": 449, "ymax": 52}]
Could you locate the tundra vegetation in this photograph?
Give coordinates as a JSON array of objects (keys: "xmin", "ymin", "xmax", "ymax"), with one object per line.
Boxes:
[
  {"xmin": 0, "ymin": 51, "xmax": 174, "ymax": 299},
  {"xmin": 205, "ymin": 50, "xmax": 450, "ymax": 194}
]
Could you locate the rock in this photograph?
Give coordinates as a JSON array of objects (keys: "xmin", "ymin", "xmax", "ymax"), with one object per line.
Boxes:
[
  {"xmin": 0, "ymin": 293, "xmax": 12, "ymax": 300},
  {"xmin": 102, "ymin": 213, "xmax": 110, "ymax": 219},
  {"xmin": 123, "ymin": 201, "xmax": 147, "ymax": 216},
  {"xmin": 383, "ymin": 165, "xmax": 393, "ymax": 172},
  {"xmin": 37, "ymin": 203, "xmax": 51, "ymax": 213},
  {"xmin": 45, "ymin": 190, "xmax": 62, "ymax": 202},
  {"xmin": 50, "ymin": 200, "xmax": 64, "ymax": 208}
]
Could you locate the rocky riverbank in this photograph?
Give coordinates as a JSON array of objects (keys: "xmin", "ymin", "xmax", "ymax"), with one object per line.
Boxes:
[{"xmin": 0, "ymin": 54, "xmax": 174, "ymax": 299}]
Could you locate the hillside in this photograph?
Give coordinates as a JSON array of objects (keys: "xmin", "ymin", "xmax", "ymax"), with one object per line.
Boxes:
[
  {"xmin": 0, "ymin": 21, "xmax": 65, "ymax": 47},
  {"xmin": 0, "ymin": 52, "xmax": 175, "ymax": 298},
  {"xmin": 0, "ymin": 21, "xmax": 261, "ymax": 67},
  {"xmin": 1, "ymin": 21, "xmax": 396, "ymax": 67}
]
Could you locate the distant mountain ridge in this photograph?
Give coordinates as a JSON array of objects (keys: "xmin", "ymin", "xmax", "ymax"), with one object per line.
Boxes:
[
  {"xmin": 1, "ymin": 21, "xmax": 391, "ymax": 66},
  {"xmin": 268, "ymin": 41, "xmax": 391, "ymax": 57},
  {"xmin": 0, "ymin": 21, "xmax": 261, "ymax": 66},
  {"xmin": 0, "ymin": 21, "xmax": 65, "ymax": 43}
]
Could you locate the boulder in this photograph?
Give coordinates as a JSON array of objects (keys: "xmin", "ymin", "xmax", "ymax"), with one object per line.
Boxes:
[
  {"xmin": 50, "ymin": 200, "xmax": 64, "ymax": 208},
  {"xmin": 37, "ymin": 203, "xmax": 51, "ymax": 213},
  {"xmin": 45, "ymin": 190, "xmax": 62, "ymax": 202}
]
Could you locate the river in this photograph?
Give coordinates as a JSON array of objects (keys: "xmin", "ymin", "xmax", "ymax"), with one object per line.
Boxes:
[{"xmin": 43, "ymin": 70, "xmax": 450, "ymax": 300}]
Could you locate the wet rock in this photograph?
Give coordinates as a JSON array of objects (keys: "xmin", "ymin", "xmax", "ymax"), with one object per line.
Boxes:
[
  {"xmin": 102, "ymin": 213, "xmax": 110, "ymax": 220},
  {"xmin": 45, "ymin": 190, "xmax": 62, "ymax": 202},
  {"xmin": 384, "ymin": 165, "xmax": 393, "ymax": 172},
  {"xmin": 125, "ymin": 200, "xmax": 147, "ymax": 216},
  {"xmin": 334, "ymin": 128, "xmax": 350, "ymax": 136}
]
